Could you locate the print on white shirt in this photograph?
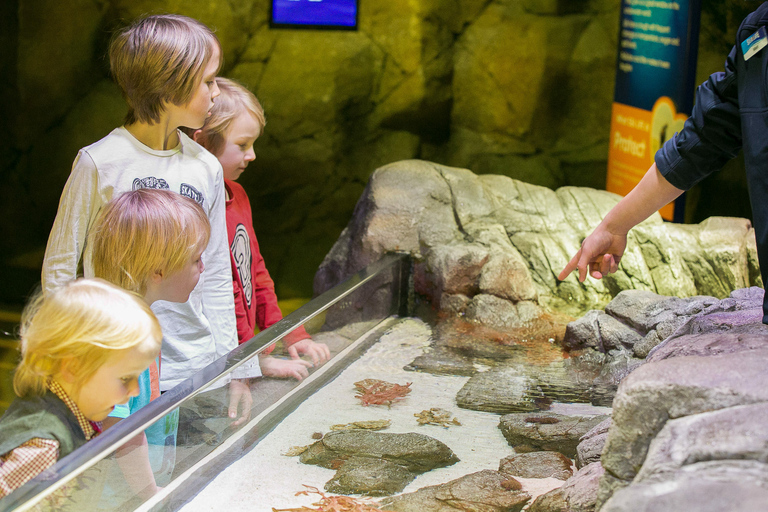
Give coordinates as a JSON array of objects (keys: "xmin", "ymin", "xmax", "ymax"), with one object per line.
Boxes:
[
  {"xmin": 180, "ymin": 183, "xmax": 205, "ymax": 207},
  {"xmin": 131, "ymin": 177, "xmax": 205, "ymax": 207},
  {"xmin": 132, "ymin": 177, "xmax": 170, "ymax": 190}
]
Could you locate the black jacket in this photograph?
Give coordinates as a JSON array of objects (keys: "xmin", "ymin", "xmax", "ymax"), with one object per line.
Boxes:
[{"xmin": 656, "ymin": 2, "xmax": 768, "ymax": 321}]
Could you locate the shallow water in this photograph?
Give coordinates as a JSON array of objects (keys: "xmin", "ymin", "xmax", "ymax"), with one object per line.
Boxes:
[{"xmin": 178, "ymin": 317, "xmax": 610, "ymax": 512}]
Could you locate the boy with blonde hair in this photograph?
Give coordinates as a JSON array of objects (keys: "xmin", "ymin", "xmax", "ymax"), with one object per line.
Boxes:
[
  {"xmin": 190, "ymin": 78, "xmax": 330, "ymax": 379},
  {"xmin": 90, "ymin": 188, "xmax": 210, "ymax": 301},
  {"xmin": 89, "ymin": 189, "xmax": 210, "ymax": 498},
  {"xmin": 42, "ymin": 14, "xmax": 256, "ymax": 422},
  {"xmin": 0, "ymin": 279, "xmax": 162, "ymax": 497}
]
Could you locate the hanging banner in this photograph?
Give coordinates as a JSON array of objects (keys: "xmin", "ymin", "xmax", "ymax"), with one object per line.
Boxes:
[{"xmin": 606, "ymin": 0, "xmax": 702, "ymax": 221}]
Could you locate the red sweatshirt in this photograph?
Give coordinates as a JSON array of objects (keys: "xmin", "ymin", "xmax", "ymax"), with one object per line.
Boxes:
[{"xmin": 225, "ymin": 180, "xmax": 309, "ymax": 352}]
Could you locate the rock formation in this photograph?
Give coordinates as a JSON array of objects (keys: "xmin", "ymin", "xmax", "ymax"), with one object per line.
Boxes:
[
  {"xmin": 379, "ymin": 469, "xmax": 531, "ymax": 512},
  {"xmin": 498, "ymin": 412, "xmax": 609, "ymax": 459},
  {"xmin": 498, "ymin": 452, "xmax": 574, "ymax": 480},
  {"xmin": 299, "ymin": 430, "xmax": 459, "ymax": 496},
  {"xmin": 316, "ymin": 160, "xmax": 759, "ymax": 330},
  {"xmin": 313, "ymin": 161, "xmax": 768, "ymax": 511}
]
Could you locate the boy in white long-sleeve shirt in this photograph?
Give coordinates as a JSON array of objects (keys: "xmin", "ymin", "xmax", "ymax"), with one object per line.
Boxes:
[{"xmin": 42, "ymin": 14, "xmax": 257, "ymax": 423}]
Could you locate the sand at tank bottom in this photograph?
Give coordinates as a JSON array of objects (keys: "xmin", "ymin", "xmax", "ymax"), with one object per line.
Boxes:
[{"xmin": 179, "ymin": 318, "xmax": 609, "ymax": 511}]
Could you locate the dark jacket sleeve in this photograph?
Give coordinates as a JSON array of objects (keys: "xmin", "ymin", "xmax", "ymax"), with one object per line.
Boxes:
[{"xmin": 655, "ymin": 43, "xmax": 742, "ymax": 190}]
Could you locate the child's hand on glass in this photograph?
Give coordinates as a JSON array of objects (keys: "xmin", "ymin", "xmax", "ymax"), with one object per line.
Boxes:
[
  {"xmin": 287, "ymin": 338, "xmax": 331, "ymax": 366},
  {"xmin": 259, "ymin": 355, "xmax": 312, "ymax": 381}
]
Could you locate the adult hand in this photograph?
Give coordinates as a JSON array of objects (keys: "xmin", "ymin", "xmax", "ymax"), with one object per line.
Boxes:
[
  {"xmin": 558, "ymin": 227, "xmax": 628, "ymax": 282},
  {"xmin": 227, "ymin": 379, "xmax": 252, "ymax": 427},
  {"xmin": 558, "ymin": 165, "xmax": 684, "ymax": 284},
  {"xmin": 287, "ymin": 338, "xmax": 331, "ymax": 366}
]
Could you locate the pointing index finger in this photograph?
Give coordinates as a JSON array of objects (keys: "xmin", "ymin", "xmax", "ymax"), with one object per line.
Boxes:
[{"xmin": 558, "ymin": 248, "xmax": 583, "ymax": 282}]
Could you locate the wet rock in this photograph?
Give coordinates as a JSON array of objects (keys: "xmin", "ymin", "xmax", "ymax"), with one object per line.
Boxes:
[
  {"xmin": 499, "ymin": 451, "xmax": 573, "ymax": 480},
  {"xmin": 379, "ymin": 469, "xmax": 531, "ymax": 512},
  {"xmin": 478, "ymin": 242, "xmax": 539, "ymax": 303},
  {"xmin": 561, "ymin": 288, "xmax": 767, "ymax": 405},
  {"xmin": 433, "ymin": 317, "xmax": 530, "ymax": 360},
  {"xmin": 300, "ymin": 430, "xmax": 459, "ymax": 496},
  {"xmin": 527, "ymin": 487, "xmax": 567, "ymax": 512},
  {"xmin": 561, "ymin": 461, "xmax": 604, "ymax": 512},
  {"xmin": 670, "ymin": 217, "xmax": 755, "ymax": 299},
  {"xmin": 562, "ymin": 310, "xmax": 643, "ymax": 352},
  {"xmin": 560, "ymin": 308, "xmax": 648, "ymax": 404},
  {"xmin": 643, "ymin": 286, "xmax": 768, "ymax": 360},
  {"xmin": 456, "ymin": 354, "xmax": 604, "ymax": 414},
  {"xmin": 498, "ymin": 412, "xmax": 609, "ymax": 458},
  {"xmin": 604, "ymin": 290, "xmax": 697, "ymax": 334},
  {"xmin": 325, "ymin": 456, "xmax": 415, "ymax": 496},
  {"xmin": 331, "ymin": 420, "xmax": 391, "ymax": 431},
  {"xmin": 415, "ymin": 243, "xmax": 489, "ymax": 303},
  {"xmin": 457, "ymin": 366, "xmax": 543, "ymax": 413},
  {"xmin": 730, "ymin": 285, "xmax": 765, "ymax": 302},
  {"xmin": 631, "ymin": 329, "xmax": 666, "ymax": 359},
  {"xmin": 598, "ymin": 348, "xmax": 768, "ymax": 504},
  {"xmin": 647, "ymin": 286, "xmax": 764, "ymax": 344},
  {"xmin": 590, "ymin": 350, "xmax": 644, "ymax": 405},
  {"xmin": 300, "ymin": 431, "xmax": 459, "ymax": 473},
  {"xmin": 576, "ymin": 418, "xmax": 611, "ymax": 469},
  {"xmin": 534, "ymin": 360, "xmax": 597, "ymax": 406},
  {"xmin": 523, "ymin": 462, "xmax": 604, "ymax": 512},
  {"xmin": 464, "ymin": 295, "xmax": 561, "ymax": 335},
  {"xmin": 403, "ymin": 346, "xmax": 478, "ymax": 377},
  {"xmin": 439, "ymin": 293, "xmax": 471, "ymax": 316}
]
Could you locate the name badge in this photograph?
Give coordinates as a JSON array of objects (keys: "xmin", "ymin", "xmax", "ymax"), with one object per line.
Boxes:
[{"xmin": 742, "ymin": 26, "xmax": 767, "ymax": 61}]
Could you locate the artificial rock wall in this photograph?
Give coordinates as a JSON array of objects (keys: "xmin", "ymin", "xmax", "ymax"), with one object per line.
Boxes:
[{"xmin": 0, "ymin": 0, "xmax": 756, "ymax": 300}]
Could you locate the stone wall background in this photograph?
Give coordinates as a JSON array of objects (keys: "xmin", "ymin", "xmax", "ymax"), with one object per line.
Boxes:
[{"xmin": 0, "ymin": 0, "xmax": 759, "ymax": 302}]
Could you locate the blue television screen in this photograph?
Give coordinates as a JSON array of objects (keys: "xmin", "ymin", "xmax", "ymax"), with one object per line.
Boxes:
[{"xmin": 271, "ymin": 0, "xmax": 358, "ymax": 29}]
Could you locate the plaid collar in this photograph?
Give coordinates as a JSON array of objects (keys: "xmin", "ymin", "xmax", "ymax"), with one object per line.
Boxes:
[{"xmin": 47, "ymin": 380, "xmax": 100, "ymax": 441}]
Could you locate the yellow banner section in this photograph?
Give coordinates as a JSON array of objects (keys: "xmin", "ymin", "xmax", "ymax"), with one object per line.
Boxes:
[{"xmin": 607, "ymin": 100, "xmax": 686, "ymax": 220}]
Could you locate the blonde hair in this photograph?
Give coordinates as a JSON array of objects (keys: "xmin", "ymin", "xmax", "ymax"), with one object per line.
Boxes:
[
  {"xmin": 109, "ymin": 14, "xmax": 222, "ymax": 125},
  {"xmin": 14, "ymin": 279, "xmax": 162, "ymax": 398},
  {"xmin": 89, "ymin": 189, "xmax": 211, "ymax": 295},
  {"xmin": 191, "ymin": 77, "xmax": 266, "ymax": 156}
]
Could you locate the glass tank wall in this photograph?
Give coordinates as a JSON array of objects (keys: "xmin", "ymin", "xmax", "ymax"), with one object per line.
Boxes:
[{"xmin": 0, "ymin": 253, "xmax": 410, "ymax": 512}]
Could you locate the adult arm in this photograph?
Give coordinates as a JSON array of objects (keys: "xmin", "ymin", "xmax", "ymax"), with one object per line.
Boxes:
[
  {"xmin": 560, "ymin": 39, "xmax": 743, "ymax": 283},
  {"xmin": 558, "ymin": 164, "xmax": 684, "ymax": 282},
  {"xmin": 654, "ymin": 42, "xmax": 742, "ymax": 190}
]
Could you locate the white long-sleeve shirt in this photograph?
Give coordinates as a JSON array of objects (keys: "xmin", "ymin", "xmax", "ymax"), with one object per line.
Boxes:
[{"xmin": 42, "ymin": 127, "xmax": 259, "ymax": 389}]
